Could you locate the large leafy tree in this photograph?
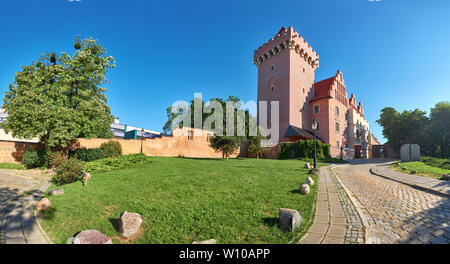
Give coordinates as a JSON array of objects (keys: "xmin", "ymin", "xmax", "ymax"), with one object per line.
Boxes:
[
  {"xmin": 427, "ymin": 101, "xmax": 450, "ymax": 158},
  {"xmin": 3, "ymin": 37, "xmax": 115, "ymax": 154},
  {"xmin": 209, "ymin": 136, "xmax": 242, "ymax": 160}
]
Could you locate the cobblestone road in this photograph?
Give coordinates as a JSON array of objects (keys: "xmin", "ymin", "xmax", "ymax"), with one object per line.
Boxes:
[{"xmin": 334, "ymin": 160, "xmax": 450, "ymax": 244}]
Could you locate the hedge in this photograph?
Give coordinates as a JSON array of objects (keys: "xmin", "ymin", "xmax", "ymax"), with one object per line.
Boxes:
[{"xmin": 279, "ymin": 140, "xmax": 331, "ymax": 159}]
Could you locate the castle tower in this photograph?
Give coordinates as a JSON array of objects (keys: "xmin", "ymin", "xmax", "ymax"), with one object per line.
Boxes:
[{"xmin": 254, "ymin": 26, "xmax": 319, "ymax": 143}]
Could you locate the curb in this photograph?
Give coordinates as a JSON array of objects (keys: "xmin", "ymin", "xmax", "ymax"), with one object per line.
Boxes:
[
  {"xmin": 330, "ymin": 165, "xmax": 373, "ymax": 244},
  {"xmin": 1, "ymin": 179, "xmax": 52, "ymax": 244},
  {"xmin": 369, "ymin": 167, "xmax": 450, "ymax": 198}
]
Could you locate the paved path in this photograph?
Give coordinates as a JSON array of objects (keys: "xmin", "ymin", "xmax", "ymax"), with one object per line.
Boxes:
[
  {"xmin": 0, "ymin": 169, "xmax": 51, "ymax": 244},
  {"xmin": 334, "ymin": 160, "xmax": 450, "ymax": 244},
  {"xmin": 299, "ymin": 166, "xmax": 365, "ymax": 244}
]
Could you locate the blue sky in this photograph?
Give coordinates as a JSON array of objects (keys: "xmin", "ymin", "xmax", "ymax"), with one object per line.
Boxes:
[{"xmin": 1, "ymin": 0, "xmax": 449, "ymax": 143}]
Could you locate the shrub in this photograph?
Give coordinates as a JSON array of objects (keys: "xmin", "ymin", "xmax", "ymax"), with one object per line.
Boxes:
[
  {"xmin": 22, "ymin": 149, "xmax": 47, "ymax": 169},
  {"xmin": 72, "ymin": 147, "xmax": 105, "ymax": 162},
  {"xmin": 99, "ymin": 140, "xmax": 122, "ymax": 158},
  {"xmin": 52, "ymin": 158, "xmax": 85, "ymax": 186},
  {"xmin": 49, "ymin": 152, "xmax": 67, "ymax": 168},
  {"xmin": 279, "ymin": 140, "xmax": 331, "ymax": 160},
  {"xmin": 84, "ymin": 154, "xmax": 152, "ymax": 174}
]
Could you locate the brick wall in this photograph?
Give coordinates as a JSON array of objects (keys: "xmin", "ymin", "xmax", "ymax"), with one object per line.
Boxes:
[{"xmin": 0, "ymin": 127, "xmax": 247, "ymax": 163}]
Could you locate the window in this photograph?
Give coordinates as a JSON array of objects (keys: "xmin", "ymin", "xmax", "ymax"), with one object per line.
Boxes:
[
  {"xmin": 271, "ymin": 85, "xmax": 275, "ymax": 93},
  {"xmin": 303, "ymin": 87, "xmax": 305, "ymax": 94},
  {"xmin": 336, "ymin": 141, "xmax": 340, "ymax": 149},
  {"xmin": 335, "ymin": 106, "xmax": 339, "ymax": 116},
  {"xmin": 188, "ymin": 130, "xmax": 193, "ymax": 140},
  {"xmin": 314, "ymin": 105, "xmax": 320, "ymax": 114},
  {"xmin": 206, "ymin": 134, "xmax": 212, "ymax": 142},
  {"xmin": 336, "ymin": 121, "xmax": 340, "ymax": 132},
  {"xmin": 271, "ymin": 64, "xmax": 274, "ymax": 71},
  {"xmin": 303, "ymin": 68, "xmax": 305, "ymax": 73},
  {"xmin": 316, "ymin": 122, "xmax": 320, "ymax": 131}
]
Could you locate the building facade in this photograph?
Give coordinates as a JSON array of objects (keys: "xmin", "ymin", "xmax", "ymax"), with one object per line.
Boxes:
[{"xmin": 254, "ymin": 27, "xmax": 372, "ymax": 158}]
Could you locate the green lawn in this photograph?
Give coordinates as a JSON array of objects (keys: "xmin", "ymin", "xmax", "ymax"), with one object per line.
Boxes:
[
  {"xmin": 0, "ymin": 163, "xmax": 27, "ymax": 170},
  {"xmin": 391, "ymin": 158, "xmax": 450, "ymax": 180},
  {"xmin": 40, "ymin": 157, "xmax": 320, "ymax": 244}
]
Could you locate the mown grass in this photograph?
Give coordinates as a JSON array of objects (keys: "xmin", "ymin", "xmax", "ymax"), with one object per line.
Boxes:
[
  {"xmin": 391, "ymin": 158, "xmax": 450, "ymax": 180},
  {"xmin": 40, "ymin": 157, "xmax": 320, "ymax": 244},
  {"xmin": 0, "ymin": 163, "xmax": 27, "ymax": 170}
]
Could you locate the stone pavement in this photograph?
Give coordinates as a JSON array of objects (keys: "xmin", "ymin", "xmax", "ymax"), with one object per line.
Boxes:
[
  {"xmin": 299, "ymin": 166, "xmax": 365, "ymax": 244},
  {"xmin": 0, "ymin": 169, "xmax": 52, "ymax": 244},
  {"xmin": 371, "ymin": 165, "xmax": 450, "ymax": 197},
  {"xmin": 334, "ymin": 160, "xmax": 450, "ymax": 244}
]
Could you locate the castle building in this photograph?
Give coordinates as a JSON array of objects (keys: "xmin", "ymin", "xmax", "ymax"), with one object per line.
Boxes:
[{"xmin": 254, "ymin": 27, "xmax": 371, "ymax": 159}]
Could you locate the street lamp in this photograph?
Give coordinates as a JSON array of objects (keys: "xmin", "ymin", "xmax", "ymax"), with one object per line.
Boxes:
[
  {"xmin": 312, "ymin": 120, "xmax": 318, "ymax": 169},
  {"xmin": 140, "ymin": 128, "xmax": 144, "ymax": 154}
]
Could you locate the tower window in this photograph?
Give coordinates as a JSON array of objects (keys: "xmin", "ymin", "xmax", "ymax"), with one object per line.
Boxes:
[
  {"xmin": 336, "ymin": 121, "xmax": 340, "ymax": 132},
  {"xmin": 303, "ymin": 68, "xmax": 305, "ymax": 73},
  {"xmin": 303, "ymin": 87, "xmax": 305, "ymax": 94},
  {"xmin": 314, "ymin": 105, "xmax": 320, "ymax": 114},
  {"xmin": 271, "ymin": 65, "xmax": 274, "ymax": 71},
  {"xmin": 335, "ymin": 106, "xmax": 339, "ymax": 116},
  {"xmin": 271, "ymin": 85, "xmax": 275, "ymax": 93},
  {"xmin": 336, "ymin": 141, "xmax": 340, "ymax": 148}
]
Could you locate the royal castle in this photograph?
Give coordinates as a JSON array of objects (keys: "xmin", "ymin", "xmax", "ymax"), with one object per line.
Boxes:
[{"xmin": 254, "ymin": 27, "xmax": 379, "ymax": 159}]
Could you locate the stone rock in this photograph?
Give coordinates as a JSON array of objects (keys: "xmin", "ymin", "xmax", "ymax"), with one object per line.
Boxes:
[
  {"xmin": 410, "ymin": 144, "xmax": 420, "ymax": 161},
  {"xmin": 279, "ymin": 208, "xmax": 302, "ymax": 232},
  {"xmin": 83, "ymin": 172, "xmax": 91, "ymax": 186},
  {"xmin": 119, "ymin": 211, "xmax": 142, "ymax": 238},
  {"xmin": 410, "ymin": 170, "xmax": 417, "ymax": 174},
  {"xmin": 192, "ymin": 239, "xmax": 216, "ymax": 244},
  {"xmin": 305, "ymin": 177, "xmax": 315, "ymax": 186},
  {"xmin": 401, "ymin": 167, "xmax": 407, "ymax": 170},
  {"xmin": 48, "ymin": 188, "xmax": 64, "ymax": 196},
  {"xmin": 36, "ymin": 198, "xmax": 51, "ymax": 211},
  {"xmin": 442, "ymin": 174, "xmax": 450, "ymax": 180},
  {"xmin": 309, "ymin": 168, "xmax": 318, "ymax": 175},
  {"xmin": 73, "ymin": 230, "xmax": 112, "ymax": 244},
  {"xmin": 299, "ymin": 183, "xmax": 310, "ymax": 195},
  {"xmin": 304, "ymin": 163, "xmax": 312, "ymax": 169}
]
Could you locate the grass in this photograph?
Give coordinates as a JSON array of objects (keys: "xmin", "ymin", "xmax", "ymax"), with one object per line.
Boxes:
[
  {"xmin": 40, "ymin": 156, "xmax": 321, "ymax": 244},
  {"xmin": 390, "ymin": 158, "xmax": 450, "ymax": 180},
  {"xmin": 0, "ymin": 163, "xmax": 27, "ymax": 170}
]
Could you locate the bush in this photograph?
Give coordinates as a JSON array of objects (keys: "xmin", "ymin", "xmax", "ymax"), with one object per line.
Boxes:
[
  {"xmin": 52, "ymin": 158, "xmax": 85, "ymax": 186},
  {"xmin": 22, "ymin": 149, "xmax": 47, "ymax": 169},
  {"xmin": 279, "ymin": 140, "xmax": 331, "ymax": 160},
  {"xmin": 84, "ymin": 154, "xmax": 152, "ymax": 174},
  {"xmin": 99, "ymin": 140, "xmax": 122, "ymax": 158},
  {"xmin": 72, "ymin": 147, "xmax": 105, "ymax": 162},
  {"xmin": 49, "ymin": 152, "xmax": 67, "ymax": 168},
  {"xmin": 420, "ymin": 156, "xmax": 450, "ymax": 170}
]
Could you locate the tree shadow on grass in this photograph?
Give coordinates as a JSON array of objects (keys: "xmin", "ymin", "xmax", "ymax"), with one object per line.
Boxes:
[
  {"xmin": 290, "ymin": 189, "xmax": 300, "ymax": 194},
  {"xmin": 37, "ymin": 207, "xmax": 57, "ymax": 220}
]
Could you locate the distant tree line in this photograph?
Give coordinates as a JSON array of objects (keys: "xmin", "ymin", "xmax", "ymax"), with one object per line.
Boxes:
[{"xmin": 376, "ymin": 101, "xmax": 450, "ymax": 158}]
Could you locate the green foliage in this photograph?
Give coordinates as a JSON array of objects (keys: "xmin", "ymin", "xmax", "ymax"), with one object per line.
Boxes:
[
  {"xmin": 2, "ymin": 37, "xmax": 115, "ymax": 153},
  {"xmin": 377, "ymin": 101, "xmax": 449, "ymax": 158},
  {"xmin": 209, "ymin": 136, "xmax": 242, "ymax": 159},
  {"xmin": 99, "ymin": 140, "xmax": 122, "ymax": 158},
  {"xmin": 71, "ymin": 147, "xmax": 105, "ymax": 162},
  {"xmin": 22, "ymin": 149, "xmax": 47, "ymax": 169},
  {"xmin": 247, "ymin": 127, "xmax": 267, "ymax": 158},
  {"xmin": 84, "ymin": 154, "xmax": 153, "ymax": 174},
  {"xmin": 52, "ymin": 158, "xmax": 85, "ymax": 186},
  {"xmin": 279, "ymin": 140, "xmax": 331, "ymax": 160},
  {"xmin": 49, "ymin": 152, "xmax": 66, "ymax": 168}
]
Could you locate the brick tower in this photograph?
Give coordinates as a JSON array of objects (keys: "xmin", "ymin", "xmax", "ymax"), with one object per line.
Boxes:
[{"xmin": 254, "ymin": 26, "xmax": 319, "ymax": 143}]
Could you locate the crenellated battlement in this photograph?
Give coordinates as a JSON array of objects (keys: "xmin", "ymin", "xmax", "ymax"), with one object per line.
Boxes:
[{"xmin": 253, "ymin": 26, "xmax": 319, "ymax": 69}]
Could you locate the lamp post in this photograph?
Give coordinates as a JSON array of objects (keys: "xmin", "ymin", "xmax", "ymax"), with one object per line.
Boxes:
[
  {"xmin": 140, "ymin": 128, "xmax": 144, "ymax": 154},
  {"xmin": 312, "ymin": 120, "xmax": 318, "ymax": 169}
]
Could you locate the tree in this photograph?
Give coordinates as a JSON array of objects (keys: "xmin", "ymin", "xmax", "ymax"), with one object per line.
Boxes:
[
  {"xmin": 2, "ymin": 37, "xmax": 115, "ymax": 155},
  {"xmin": 247, "ymin": 127, "xmax": 266, "ymax": 159},
  {"xmin": 427, "ymin": 101, "xmax": 450, "ymax": 158},
  {"xmin": 209, "ymin": 136, "xmax": 242, "ymax": 160}
]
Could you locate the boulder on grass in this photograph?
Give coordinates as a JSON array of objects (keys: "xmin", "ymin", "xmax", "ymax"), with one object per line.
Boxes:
[
  {"xmin": 36, "ymin": 198, "xmax": 51, "ymax": 211},
  {"xmin": 442, "ymin": 174, "xmax": 450, "ymax": 180},
  {"xmin": 48, "ymin": 188, "xmax": 64, "ymax": 196},
  {"xmin": 73, "ymin": 230, "xmax": 112, "ymax": 244},
  {"xmin": 119, "ymin": 211, "xmax": 142, "ymax": 238},
  {"xmin": 304, "ymin": 163, "xmax": 313, "ymax": 169},
  {"xmin": 192, "ymin": 239, "xmax": 216, "ymax": 244},
  {"xmin": 299, "ymin": 183, "xmax": 310, "ymax": 195},
  {"xmin": 410, "ymin": 170, "xmax": 417, "ymax": 174},
  {"xmin": 401, "ymin": 167, "xmax": 407, "ymax": 170},
  {"xmin": 305, "ymin": 177, "xmax": 315, "ymax": 186},
  {"xmin": 279, "ymin": 208, "xmax": 302, "ymax": 232},
  {"xmin": 309, "ymin": 168, "xmax": 318, "ymax": 175}
]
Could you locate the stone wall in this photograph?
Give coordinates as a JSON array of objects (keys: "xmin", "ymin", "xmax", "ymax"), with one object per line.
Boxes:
[{"xmin": 0, "ymin": 140, "xmax": 37, "ymax": 163}]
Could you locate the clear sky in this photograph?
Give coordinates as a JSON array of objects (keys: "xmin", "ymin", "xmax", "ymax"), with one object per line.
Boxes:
[{"xmin": 1, "ymin": 0, "xmax": 449, "ymax": 143}]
